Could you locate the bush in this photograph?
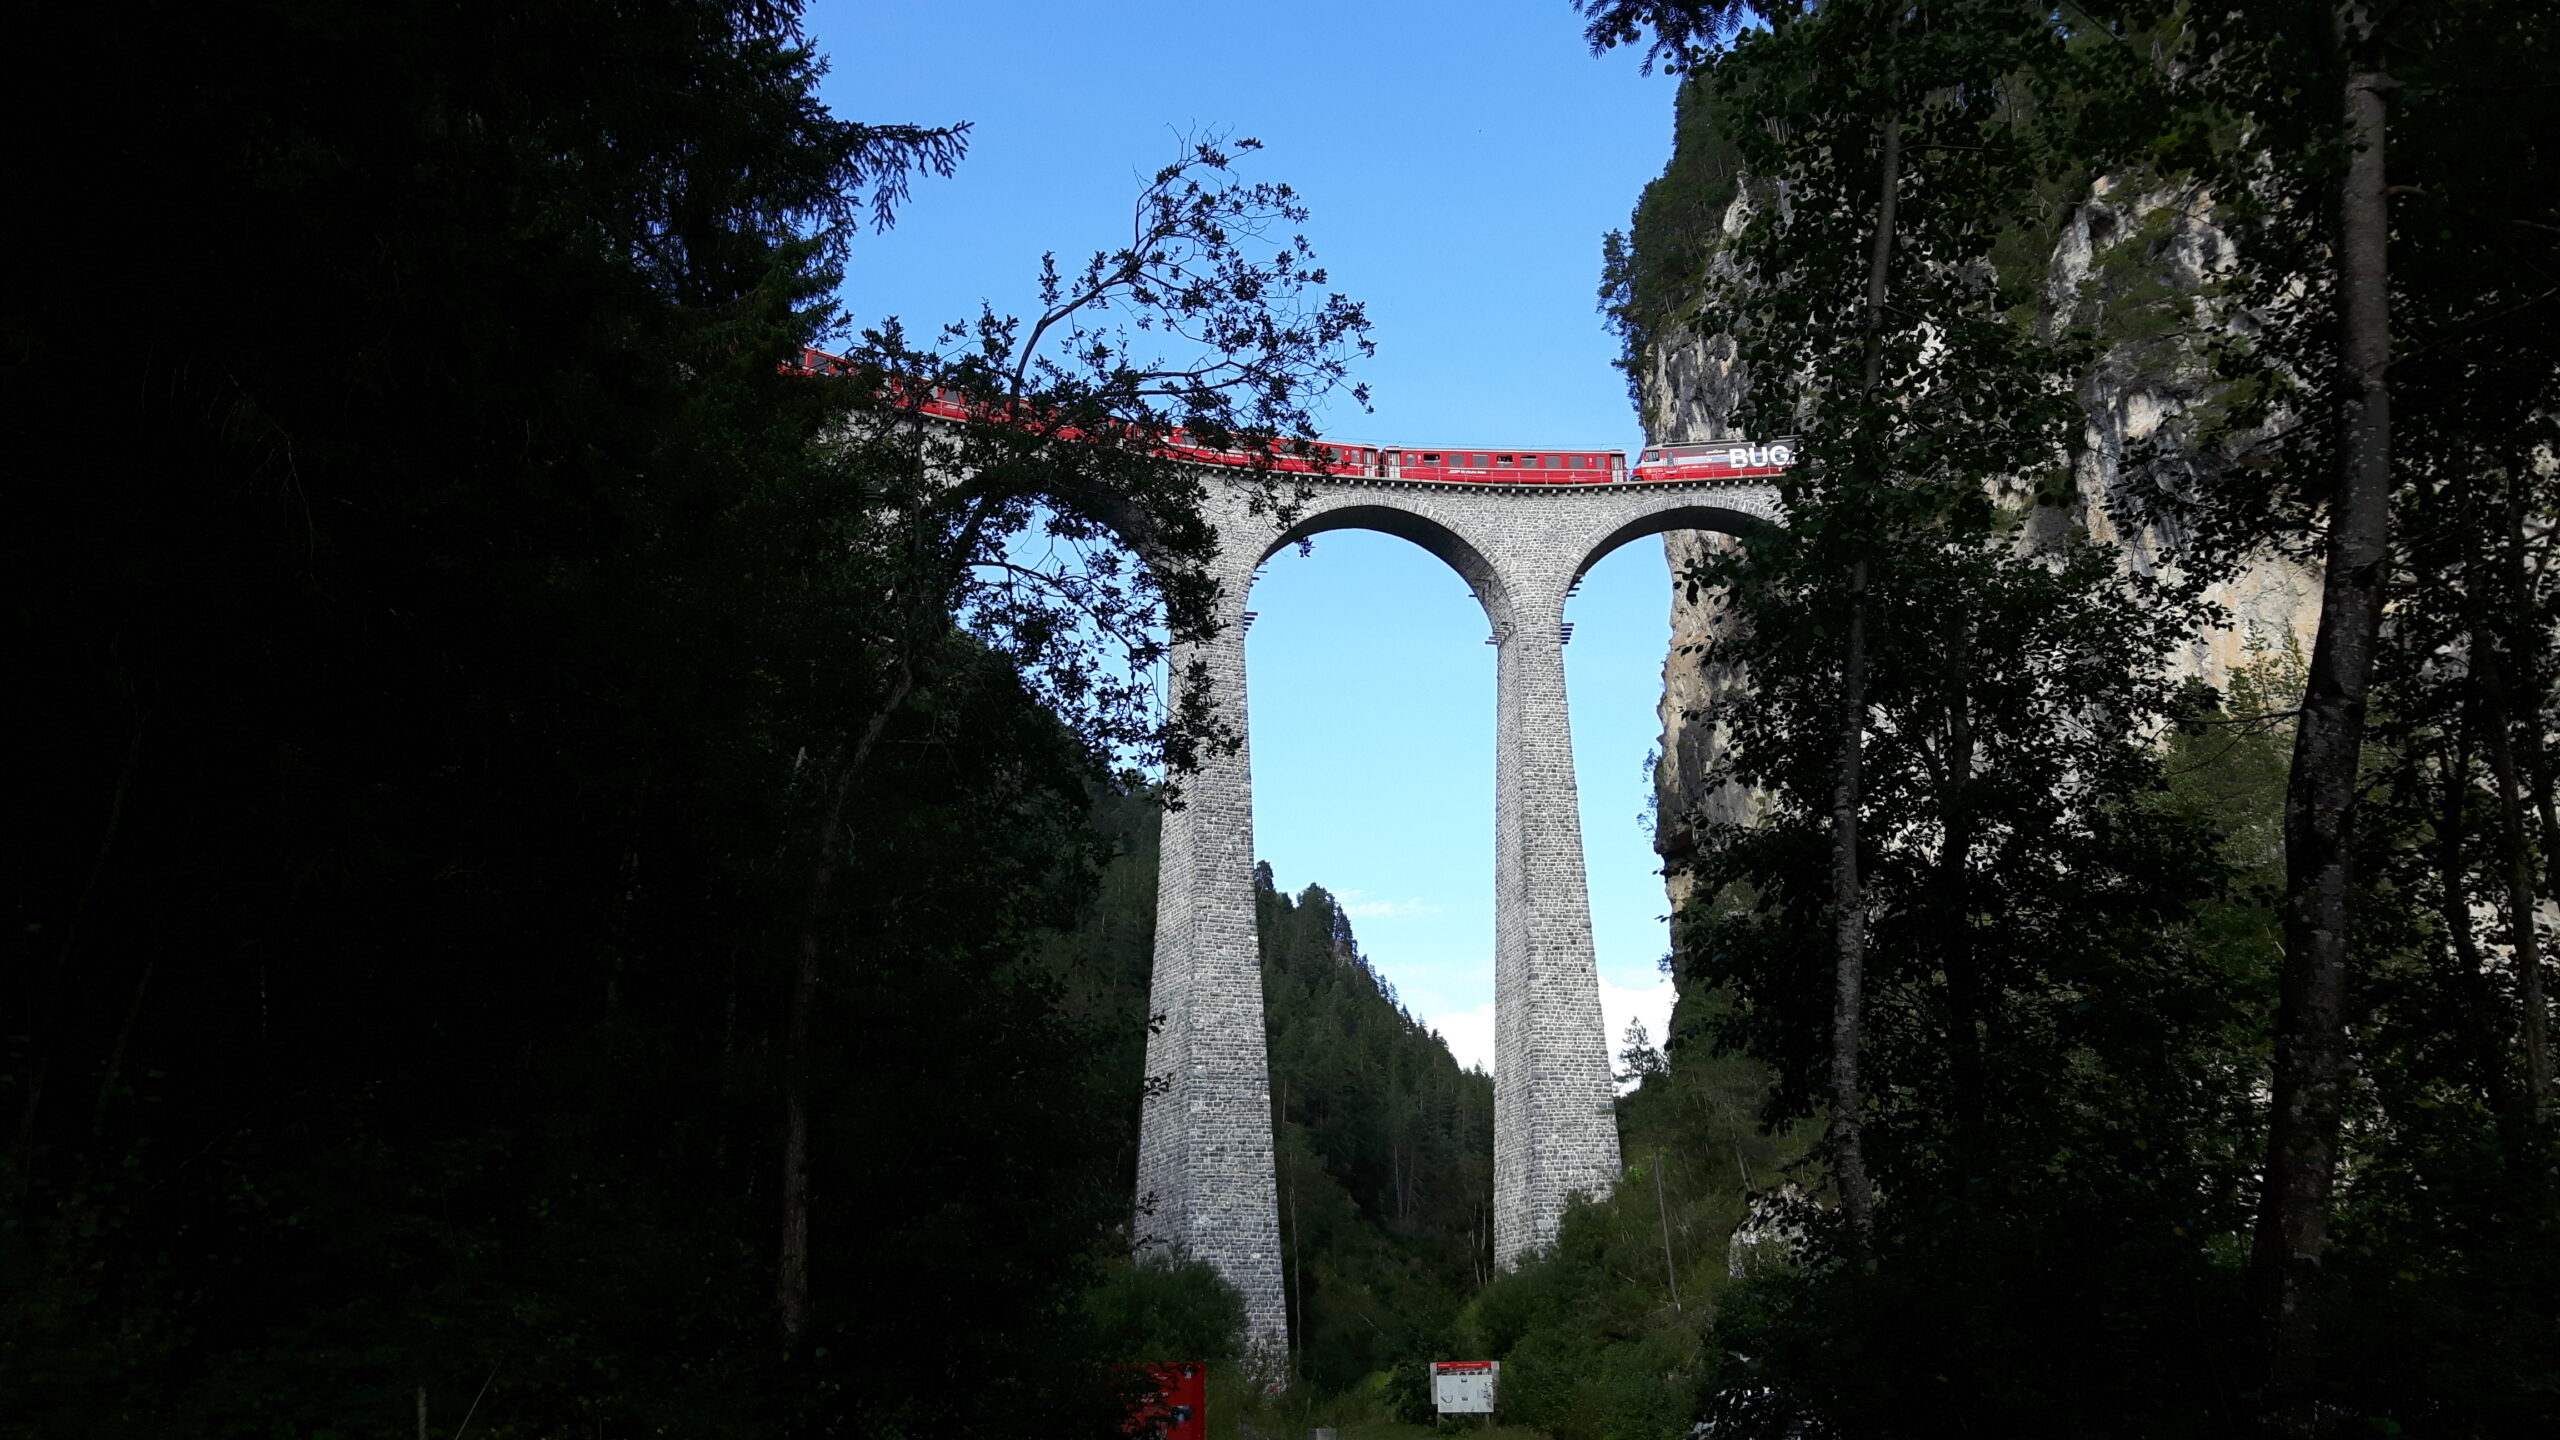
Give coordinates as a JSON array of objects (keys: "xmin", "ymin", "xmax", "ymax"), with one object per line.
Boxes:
[{"xmin": 1085, "ymin": 1255, "xmax": 1246, "ymax": 1364}]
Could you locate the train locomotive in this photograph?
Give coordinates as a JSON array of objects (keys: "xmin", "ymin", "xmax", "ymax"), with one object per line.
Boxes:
[{"xmin": 792, "ymin": 348, "xmax": 1796, "ymax": 487}]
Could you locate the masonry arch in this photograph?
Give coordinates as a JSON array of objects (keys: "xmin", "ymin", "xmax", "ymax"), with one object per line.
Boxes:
[
  {"xmin": 1259, "ymin": 501, "xmax": 1517, "ymax": 637},
  {"xmin": 1568, "ymin": 503, "xmax": 1775, "ymax": 590}
]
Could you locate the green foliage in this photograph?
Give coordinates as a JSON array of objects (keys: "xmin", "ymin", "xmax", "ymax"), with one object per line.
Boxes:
[
  {"xmin": 1597, "ymin": 2, "xmax": 2271, "ymax": 1433},
  {"xmin": 1672, "ymin": 533, "xmax": 2267, "ymax": 1433},
  {"xmin": 2317, "ymin": 313, "xmax": 2560, "ymax": 1432},
  {"xmin": 1597, "ymin": 0, "xmax": 2560, "ymax": 1431},
  {"xmin": 1259, "ymin": 871, "xmax": 1496, "ymax": 1394},
  {"xmin": 2101, "ymin": 3, "xmax": 2560, "ymax": 1427},
  {"xmin": 1085, "ymin": 1257, "xmax": 1249, "ymax": 1365},
  {"xmin": 2, "ymin": 1, "xmax": 1365, "ymax": 1435},
  {"xmin": 1599, "ymin": 73, "xmax": 1749, "ymax": 407},
  {"xmin": 1445, "ymin": 983, "xmax": 1808, "ymax": 1440}
]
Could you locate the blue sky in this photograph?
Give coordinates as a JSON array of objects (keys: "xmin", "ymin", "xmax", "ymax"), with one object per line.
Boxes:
[{"xmin": 807, "ymin": 0, "xmax": 1687, "ymax": 1070}]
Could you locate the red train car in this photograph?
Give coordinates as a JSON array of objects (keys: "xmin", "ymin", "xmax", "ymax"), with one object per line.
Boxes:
[{"xmin": 1388, "ymin": 446, "xmax": 1625, "ymax": 484}]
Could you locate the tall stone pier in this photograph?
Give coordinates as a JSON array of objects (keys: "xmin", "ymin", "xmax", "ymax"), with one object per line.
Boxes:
[
  {"xmin": 1131, "ymin": 466, "xmax": 1782, "ymax": 1357},
  {"xmin": 1131, "ymin": 566, "xmax": 1289, "ymax": 1347}
]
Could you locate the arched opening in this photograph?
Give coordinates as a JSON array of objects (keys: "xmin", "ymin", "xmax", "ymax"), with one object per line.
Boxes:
[
  {"xmin": 1262, "ymin": 502, "xmax": 1512, "ymax": 626},
  {"xmin": 1244, "ymin": 513, "xmax": 1509, "ymax": 1069},
  {"xmin": 1562, "ymin": 506, "xmax": 1775, "ymax": 1084},
  {"xmin": 1569, "ymin": 503, "xmax": 1774, "ymax": 590}
]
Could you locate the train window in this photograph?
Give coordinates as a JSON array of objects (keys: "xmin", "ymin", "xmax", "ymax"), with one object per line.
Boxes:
[
  {"xmin": 1473, "ymin": 454, "xmax": 1488, "ymax": 466},
  {"xmin": 1424, "ymin": 453, "xmax": 1441, "ymax": 462},
  {"xmin": 1542, "ymin": 455, "xmax": 1556, "ymax": 468}
]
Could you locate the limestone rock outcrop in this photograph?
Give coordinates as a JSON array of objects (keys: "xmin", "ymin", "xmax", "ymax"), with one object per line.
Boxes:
[{"xmin": 1649, "ymin": 181, "xmax": 2322, "ymax": 914}]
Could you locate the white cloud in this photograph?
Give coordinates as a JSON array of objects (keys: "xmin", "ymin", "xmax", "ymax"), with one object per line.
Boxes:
[
  {"xmin": 1599, "ymin": 974, "xmax": 1678, "ymax": 1093},
  {"xmin": 1427, "ymin": 1002, "xmax": 1497, "ymax": 1075},
  {"xmin": 1425, "ymin": 975, "xmax": 1675, "ymax": 1091}
]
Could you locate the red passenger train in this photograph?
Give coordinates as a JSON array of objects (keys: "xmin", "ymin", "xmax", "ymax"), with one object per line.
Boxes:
[{"xmin": 790, "ymin": 348, "xmax": 1795, "ymax": 487}]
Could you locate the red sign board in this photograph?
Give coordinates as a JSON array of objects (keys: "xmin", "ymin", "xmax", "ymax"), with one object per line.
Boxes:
[{"xmin": 1122, "ymin": 1362, "xmax": 1206, "ymax": 1440}]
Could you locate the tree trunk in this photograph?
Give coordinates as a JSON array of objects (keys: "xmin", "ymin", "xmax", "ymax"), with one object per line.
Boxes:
[
  {"xmin": 1829, "ymin": 558, "xmax": 1878, "ymax": 1247},
  {"xmin": 2476, "ymin": 628, "xmax": 2553, "ymax": 1118},
  {"xmin": 1826, "ymin": 105, "xmax": 1903, "ymax": 1251},
  {"xmin": 776, "ymin": 925, "xmax": 820, "ymax": 1341},
  {"xmin": 2253, "ymin": 57, "xmax": 2393, "ymax": 1402},
  {"xmin": 91, "ymin": 959, "xmax": 154, "ymax": 1130},
  {"xmin": 2495, "ymin": 484, "xmax": 2559, "ymax": 1117},
  {"xmin": 15, "ymin": 715, "xmax": 144, "ymax": 1152},
  {"xmin": 777, "ymin": 668, "xmax": 913, "ymax": 1345},
  {"xmin": 2497, "ymin": 484, "xmax": 2560, "ymax": 906},
  {"xmin": 1654, "ymin": 1148, "xmax": 1682, "ymax": 1311},
  {"xmin": 1937, "ymin": 614, "xmax": 1984, "ymax": 1135},
  {"xmin": 2434, "ymin": 746, "xmax": 2520, "ymax": 1124}
]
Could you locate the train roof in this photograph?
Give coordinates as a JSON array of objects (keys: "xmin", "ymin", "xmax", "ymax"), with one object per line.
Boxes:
[{"xmin": 1641, "ymin": 436, "xmax": 1801, "ymax": 451}]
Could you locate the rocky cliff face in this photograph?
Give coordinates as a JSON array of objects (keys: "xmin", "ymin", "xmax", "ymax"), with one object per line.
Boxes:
[{"xmin": 1648, "ymin": 181, "xmax": 2322, "ymax": 913}]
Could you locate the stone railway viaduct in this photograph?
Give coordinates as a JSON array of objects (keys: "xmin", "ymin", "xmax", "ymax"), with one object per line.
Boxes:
[{"xmin": 1129, "ymin": 463, "xmax": 1783, "ymax": 1356}]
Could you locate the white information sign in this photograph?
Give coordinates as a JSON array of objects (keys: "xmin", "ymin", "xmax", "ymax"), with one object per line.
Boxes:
[{"xmin": 1432, "ymin": 1360, "xmax": 1499, "ymax": 1415}]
